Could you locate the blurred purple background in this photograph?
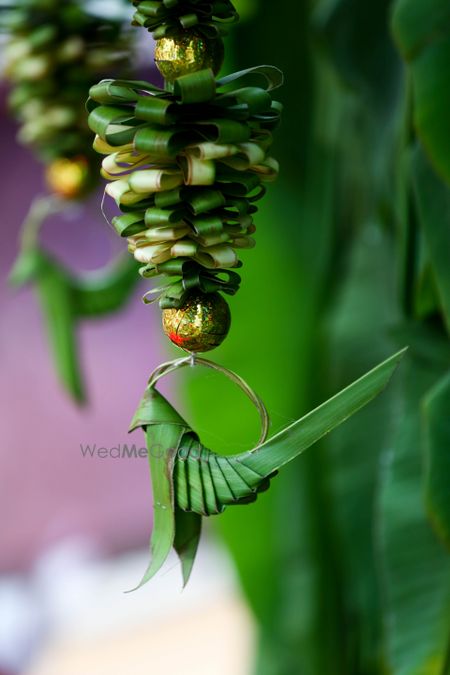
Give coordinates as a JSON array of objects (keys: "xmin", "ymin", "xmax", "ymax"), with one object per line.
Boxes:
[{"xmin": 0, "ymin": 86, "xmax": 168, "ymax": 573}]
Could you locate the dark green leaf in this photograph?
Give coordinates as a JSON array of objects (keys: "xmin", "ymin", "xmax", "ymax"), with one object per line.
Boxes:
[
  {"xmin": 412, "ymin": 146, "xmax": 450, "ymax": 333},
  {"xmin": 392, "ymin": 0, "xmax": 450, "ymax": 184},
  {"xmin": 378, "ymin": 358, "xmax": 450, "ymax": 675}
]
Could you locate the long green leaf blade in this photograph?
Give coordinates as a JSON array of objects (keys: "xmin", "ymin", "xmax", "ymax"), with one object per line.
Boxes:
[{"xmin": 240, "ymin": 349, "xmax": 407, "ymax": 476}]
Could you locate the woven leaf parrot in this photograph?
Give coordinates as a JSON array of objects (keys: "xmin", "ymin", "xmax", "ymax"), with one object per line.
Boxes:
[{"xmin": 129, "ymin": 348, "xmax": 406, "ymax": 588}]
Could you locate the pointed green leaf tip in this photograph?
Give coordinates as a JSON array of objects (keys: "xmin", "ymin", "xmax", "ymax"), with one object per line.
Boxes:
[
  {"xmin": 130, "ymin": 348, "xmax": 407, "ymax": 588},
  {"xmin": 237, "ymin": 347, "xmax": 408, "ymax": 476}
]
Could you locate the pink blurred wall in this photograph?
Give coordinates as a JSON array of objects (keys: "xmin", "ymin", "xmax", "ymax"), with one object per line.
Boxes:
[{"xmin": 0, "ymin": 89, "xmax": 168, "ymax": 572}]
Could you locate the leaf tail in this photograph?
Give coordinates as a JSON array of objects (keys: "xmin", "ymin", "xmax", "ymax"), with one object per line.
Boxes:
[
  {"xmin": 173, "ymin": 508, "xmax": 202, "ymax": 587},
  {"xmin": 125, "ymin": 515, "xmax": 174, "ymax": 593},
  {"xmin": 238, "ymin": 348, "xmax": 407, "ymax": 478}
]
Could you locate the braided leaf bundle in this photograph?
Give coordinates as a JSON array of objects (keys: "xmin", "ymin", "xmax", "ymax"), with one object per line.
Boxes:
[{"xmin": 87, "ymin": 66, "xmax": 282, "ymax": 307}]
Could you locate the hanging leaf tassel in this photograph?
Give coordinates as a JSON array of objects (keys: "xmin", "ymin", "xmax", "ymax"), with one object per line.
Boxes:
[
  {"xmin": 87, "ymin": 66, "xmax": 282, "ymax": 308},
  {"xmin": 127, "ymin": 348, "xmax": 406, "ymax": 587}
]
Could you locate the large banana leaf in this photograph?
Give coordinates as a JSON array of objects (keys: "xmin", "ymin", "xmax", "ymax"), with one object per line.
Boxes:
[
  {"xmin": 392, "ymin": 0, "xmax": 450, "ymax": 186},
  {"xmin": 378, "ymin": 356, "xmax": 450, "ymax": 675},
  {"xmin": 322, "ymin": 225, "xmax": 400, "ymax": 674},
  {"xmin": 316, "ymin": 0, "xmax": 400, "ymax": 112}
]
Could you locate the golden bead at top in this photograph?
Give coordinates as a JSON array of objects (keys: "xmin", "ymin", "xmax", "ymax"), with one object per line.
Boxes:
[
  {"xmin": 154, "ymin": 29, "xmax": 224, "ymax": 81},
  {"xmin": 45, "ymin": 156, "xmax": 90, "ymax": 199},
  {"xmin": 162, "ymin": 291, "xmax": 231, "ymax": 353}
]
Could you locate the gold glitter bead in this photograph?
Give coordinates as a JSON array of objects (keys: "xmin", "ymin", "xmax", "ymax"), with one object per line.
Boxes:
[
  {"xmin": 45, "ymin": 156, "xmax": 89, "ymax": 199},
  {"xmin": 162, "ymin": 291, "xmax": 231, "ymax": 353},
  {"xmin": 154, "ymin": 30, "xmax": 224, "ymax": 81}
]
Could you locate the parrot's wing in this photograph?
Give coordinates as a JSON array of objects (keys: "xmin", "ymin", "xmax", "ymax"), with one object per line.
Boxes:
[
  {"xmin": 174, "ymin": 438, "xmax": 276, "ymax": 516},
  {"xmin": 173, "ymin": 348, "xmax": 407, "ymax": 518}
]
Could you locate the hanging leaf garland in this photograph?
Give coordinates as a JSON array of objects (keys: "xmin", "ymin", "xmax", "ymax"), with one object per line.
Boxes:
[{"xmin": 87, "ymin": 0, "xmax": 407, "ymax": 587}]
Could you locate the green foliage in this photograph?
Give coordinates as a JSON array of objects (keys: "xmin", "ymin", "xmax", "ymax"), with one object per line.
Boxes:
[
  {"xmin": 322, "ymin": 226, "xmax": 400, "ymax": 674},
  {"xmin": 392, "ymin": 0, "xmax": 450, "ymax": 185},
  {"xmin": 378, "ymin": 356, "xmax": 450, "ymax": 675}
]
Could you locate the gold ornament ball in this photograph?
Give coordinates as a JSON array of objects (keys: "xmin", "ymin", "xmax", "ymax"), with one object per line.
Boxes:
[
  {"xmin": 45, "ymin": 156, "xmax": 89, "ymax": 199},
  {"xmin": 162, "ymin": 291, "xmax": 231, "ymax": 353},
  {"xmin": 154, "ymin": 30, "xmax": 224, "ymax": 81}
]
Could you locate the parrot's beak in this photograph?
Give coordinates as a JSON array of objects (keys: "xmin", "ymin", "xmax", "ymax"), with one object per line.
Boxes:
[{"xmin": 129, "ymin": 385, "xmax": 190, "ymax": 433}]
